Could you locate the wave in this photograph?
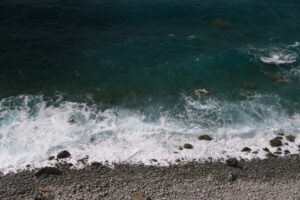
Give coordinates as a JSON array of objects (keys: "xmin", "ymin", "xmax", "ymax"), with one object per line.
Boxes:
[
  {"xmin": 0, "ymin": 94, "xmax": 299, "ymax": 174},
  {"xmin": 260, "ymin": 53, "xmax": 297, "ymax": 65}
]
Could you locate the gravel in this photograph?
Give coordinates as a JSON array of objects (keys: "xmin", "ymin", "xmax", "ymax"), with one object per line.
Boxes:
[{"xmin": 1, "ymin": 155, "xmax": 300, "ymax": 199}]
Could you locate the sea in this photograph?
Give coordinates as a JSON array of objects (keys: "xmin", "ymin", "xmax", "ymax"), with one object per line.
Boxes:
[{"xmin": 0, "ymin": 0, "xmax": 299, "ymax": 173}]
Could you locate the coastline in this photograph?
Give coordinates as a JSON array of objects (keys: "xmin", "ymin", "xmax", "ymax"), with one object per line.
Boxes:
[{"xmin": 1, "ymin": 155, "xmax": 300, "ymax": 200}]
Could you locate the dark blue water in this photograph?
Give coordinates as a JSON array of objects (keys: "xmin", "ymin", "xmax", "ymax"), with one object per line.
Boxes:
[{"xmin": 0, "ymin": 0, "xmax": 300, "ymax": 172}]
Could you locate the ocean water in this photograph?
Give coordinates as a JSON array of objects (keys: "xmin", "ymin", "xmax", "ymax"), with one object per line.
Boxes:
[{"xmin": 0, "ymin": 0, "xmax": 300, "ymax": 173}]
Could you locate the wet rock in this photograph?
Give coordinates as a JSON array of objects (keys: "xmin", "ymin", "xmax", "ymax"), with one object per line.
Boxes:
[
  {"xmin": 211, "ymin": 18, "xmax": 232, "ymax": 29},
  {"xmin": 194, "ymin": 89, "xmax": 213, "ymax": 96},
  {"xmin": 48, "ymin": 156, "xmax": 55, "ymax": 161},
  {"xmin": 277, "ymin": 148, "xmax": 282, "ymax": 151},
  {"xmin": 35, "ymin": 167, "xmax": 62, "ymax": 178},
  {"xmin": 198, "ymin": 135, "xmax": 212, "ymax": 141},
  {"xmin": 68, "ymin": 119, "xmax": 76, "ymax": 125},
  {"xmin": 285, "ymin": 135, "xmax": 295, "ymax": 142},
  {"xmin": 244, "ymin": 83, "xmax": 257, "ymax": 90},
  {"xmin": 270, "ymin": 138, "xmax": 282, "ymax": 147},
  {"xmin": 131, "ymin": 192, "xmax": 151, "ymax": 200},
  {"xmin": 90, "ymin": 162, "xmax": 102, "ymax": 167},
  {"xmin": 263, "ymin": 148, "xmax": 270, "ymax": 152},
  {"xmin": 228, "ymin": 173, "xmax": 236, "ymax": 182},
  {"xmin": 57, "ymin": 150, "xmax": 71, "ymax": 159},
  {"xmin": 178, "ymin": 146, "xmax": 183, "ymax": 150},
  {"xmin": 241, "ymin": 147, "xmax": 251, "ymax": 152},
  {"xmin": 266, "ymin": 153, "xmax": 277, "ymax": 158},
  {"xmin": 175, "ymin": 159, "xmax": 181, "ymax": 163},
  {"xmin": 275, "ymin": 136, "xmax": 283, "ymax": 140},
  {"xmin": 226, "ymin": 158, "xmax": 239, "ymax": 168},
  {"xmin": 277, "ymin": 132, "xmax": 285, "ymax": 136},
  {"xmin": 183, "ymin": 143, "xmax": 193, "ymax": 149},
  {"xmin": 284, "ymin": 150, "xmax": 290, "ymax": 155},
  {"xmin": 274, "ymin": 151, "xmax": 282, "ymax": 155},
  {"xmin": 150, "ymin": 159, "xmax": 157, "ymax": 162},
  {"xmin": 252, "ymin": 151, "xmax": 258, "ymax": 154}
]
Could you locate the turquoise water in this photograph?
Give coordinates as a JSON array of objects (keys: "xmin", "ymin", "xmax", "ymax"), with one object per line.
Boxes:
[{"xmin": 0, "ymin": 0, "xmax": 300, "ymax": 172}]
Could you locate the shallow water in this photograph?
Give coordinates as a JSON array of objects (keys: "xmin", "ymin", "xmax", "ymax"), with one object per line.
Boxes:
[{"xmin": 0, "ymin": 0, "xmax": 300, "ymax": 173}]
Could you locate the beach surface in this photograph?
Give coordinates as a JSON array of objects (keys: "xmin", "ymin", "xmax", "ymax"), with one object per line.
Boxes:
[{"xmin": 1, "ymin": 156, "xmax": 300, "ymax": 200}]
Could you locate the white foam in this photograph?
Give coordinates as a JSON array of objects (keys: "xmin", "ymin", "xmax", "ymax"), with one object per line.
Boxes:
[
  {"xmin": 260, "ymin": 53, "xmax": 297, "ymax": 65},
  {"xmin": 0, "ymin": 95, "xmax": 299, "ymax": 174},
  {"xmin": 289, "ymin": 41, "xmax": 300, "ymax": 47}
]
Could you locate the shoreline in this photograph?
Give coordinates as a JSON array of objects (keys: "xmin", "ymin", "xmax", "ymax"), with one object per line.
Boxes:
[{"xmin": 1, "ymin": 155, "xmax": 300, "ymax": 199}]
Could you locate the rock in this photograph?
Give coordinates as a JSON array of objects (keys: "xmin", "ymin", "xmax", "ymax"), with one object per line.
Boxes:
[
  {"xmin": 175, "ymin": 159, "xmax": 181, "ymax": 163},
  {"xmin": 252, "ymin": 151, "xmax": 258, "ymax": 154},
  {"xmin": 275, "ymin": 136, "xmax": 283, "ymax": 140},
  {"xmin": 274, "ymin": 151, "xmax": 282, "ymax": 155},
  {"xmin": 150, "ymin": 159, "xmax": 157, "ymax": 162},
  {"xmin": 68, "ymin": 119, "xmax": 76, "ymax": 125},
  {"xmin": 178, "ymin": 146, "xmax": 183, "ymax": 150},
  {"xmin": 198, "ymin": 135, "xmax": 212, "ymax": 141},
  {"xmin": 194, "ymin": 89, "xmax": 213, "ymax": 96},
  {"xmin": 131, "ymin": 192, "xmax": 151, "ymax": 200},
  {"xmin": 57, "ymin": 150, "xmax": 71, "ymax": 159},
  {"xmin": 211, "ymin": 18, "xmax": 232, "ymax": 29},
  {"xmin": 228, "ymin": 173, "xmax": 236, "ymax": 182},
  {"xmin": 90, "ymin": 162, "xmax": 102, "ymax": 167},
  {"xmin": 263, "ymin": 148, "xmax": 270, "ymax": 152},
  {"xmin": 266, "ymin": 153, "xmax": 277, "ymax": 158},
  {"xmin": 183, "ymin": 143, "xmax": 193, "ymax": 149},
  {"xmin": 241, "ymin": 147, "xmax": 251, "ymax": 152},
  {"xmin": 277, "ymin": 132, "xmax": 285, "ymax": 136},
  {"xmin": 270, "ymin": 138, "xmax": 282, "ymax": 147},
  {"xmin": 285, "ymin": 135, "xmax": 295, "ymax": 142},
  {"xmin": 48, "ymin": 156, "xmax": 55, "ymax": 161},
  {"xmin": 284, "ymin": 150, "xmax": 290, "ymax": 155},
  {"xmin": 226, "ymin": 158, "xmax": 239, "ymax": 168},
  {"xmin": 277, "ymin": 148, "xmax": 282, "ymax": 151},
  {"xmin": 35, "ymin": 167, "xmax": 62, "ymax": 178},
  {"xmin": 244, "ymin": 83, "xmax": 257, "ymax": 90}
]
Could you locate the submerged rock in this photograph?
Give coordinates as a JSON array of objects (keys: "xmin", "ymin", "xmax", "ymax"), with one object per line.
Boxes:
[
  {"xmin": 244, "ymin": 83, "xmax": 257, "ymax": 90},
  {"xmin": 57, "ymin": 150, "xmax": 71, "ymax": 159},
  {"xmin": 277, "ymin": 78, "xmax": 291, "ymax": 84},
  {"xmin": 35, "ymin": 167, "xmax": 62, "ymax": 177},
  {"xmin": 285, "ymin": 135, "xmax": 296, "ymax": 142},
  {"xmin": 241, "ymin": 147, "xmax": 251, "ymax": 152},
  {"xmin": 194, "ymin": 89, "xmax": 213, "ymax": 96},
  {"xmin": 211, "ymin": 18, "xmax": 232, "ymax": 29},
  {"xmin": 270, "ymin": 138, "xmax": 282, "ymax": 147},
  {"xmin": 226, "ymin": 158, "xmax": 239, "ymax": 168},
  {"xmin": 198, "ymin": 135, "xmax": 212, "ymax": 141},
  {"xmin": 183, "ymin": 143, "xmax": 193, "ymax": 149}
]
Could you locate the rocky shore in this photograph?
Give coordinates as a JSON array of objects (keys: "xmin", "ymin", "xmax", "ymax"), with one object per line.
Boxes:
[{"xmin": 1, "ymin": 155, "xmax": 300, "ymax": 200}]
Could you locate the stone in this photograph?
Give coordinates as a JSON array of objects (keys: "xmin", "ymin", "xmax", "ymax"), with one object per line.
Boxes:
[
  {"xmin": 228, "ymin": 173, "xmax": 236, "ymax": 182},
  {"xmin": 178, "ymin": 146, "xmax": 183, "ymax": 150},
  {"xmin": 241, "ymin": 147, "xmax": 251, "ymax": 152},
  {"xmin": 277, "ymin": 148, "xmax": 282, "ymax": 151},
  {"xmin": 183, "ymin": 143, "xmax": 193, "ymax": 149},
  {"xmin": 35, "ymin": 167, "xmax": 62, "ymax": 178},
  {"xmin": 175, "ymin": 159, "xmax": 181, "ymax": 163},
  {"xmin": 57, "ymin": 150, "xmax": 71, "ymax": 159},
  {"xmin": 284, "ymin": 150, "xmax": 290, "ymax": 155},
  {"xmin": 244, "ymin": 83, "xmax": 257, "ymax": 90},
  {"xmin": 252, "ymin": 151, "xmax": 258, "ymax": 154},
  {"xmin": 274, "ymin": 151, "xmax": 282, "ymax": 155},
  {"xmin": 48, "ymin": 156, "xmax": 55, "ymax": 161},
  {"xmin": 131, "ymin": 192, "xmax": 151, "ymax": 200},
  {"xmin": 194, "ymin": 89, "xmax": 213, "ymax": 96},
  {"xmin": 211, "ymin": 18, "xmax": 232, "ymax": 29},
  {"xmin": 68, "ymin": 119, "xmax": 76, "ymax": 125},
  {"xmin": 263, "ymin": 148, "xmax": 270, "ymax": 152},
  {"xmin": 90, "ymin": 162, "xmax": 102, "ymax": 167},
  {"xmin": 150, "ymin": 159, "xmax": 157, "ymax": 162},
  {"xmin": 270, "ymin": 138, "xmax": 282, "ymax": 147},
  {"xmin": 198, "ymin": 135, "xmax": 212, "ymax": 141},
  {"xmin": 226, "ymin": 158, "xmax": 239, "ymax": 168},
  {"xmin": 285, "ymin": 135, "xmax": 295, "ymax": 142}
]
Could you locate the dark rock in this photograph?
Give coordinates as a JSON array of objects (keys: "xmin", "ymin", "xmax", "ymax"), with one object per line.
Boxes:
[
  {"xmin": 274, "ymin": 151, "xmax": 282, "ymax": 155},
  {"xmin": 244, "ymin": 83, "xmax": 257, "ymax": 90},
  {"xmin": 263, "ymin": 148, "xmax": 270, "ymax": 152},
  {"xmin": 150, "ymin": 159, "xmax": 157, "ymax": 162},
  {"xmin": 277, "ymin": 148, "xmax": 282, "ymax": 151},
  {"xmin": 228, "ymin": 173, "xmax": 236, "ymax": 182},
  {"xmin": 26, "ymin": 164, "xmax": 31, "ymax": 168},
  {"xmin": 198, "ymin": 135, "xmax": 212, "ymax": 141},
  {"xmin": 175, "ymin": 159, "xmax": 181, "ymax": 163},
  {"xmin": 35, "ymin": 167, "xmax": 62, "ymax": 177},
  {"xmin": 275, "ymin": 136, "xmax": 283, "ymax": 140},
  {"xmin": 284, "ymin": 150, "xmax": 290, "ymax": 155},
  {"xmin": 48, "ymin": 156, "xmax": 55, "ymax": 161},
  {"xmin": 211, "ymin": 18, "xmax": 232, "ymax": 29},
  {"xmin": 68, "ymin": 119, "xmax": 76, "ymax": 125},
  {"xmin": 178, "ymin": 146, "xmax": 183, "ymax": 150},
  {"xmin": 226, "ymin": 158, "xmax": 239, "ymax": 168},
  {"xmin": 286, "ymin": 135, "xmax": 295, "ymax": 142},
  {"xmin": 241, "ymin": 147, "xmax": 251, "ymax": 152},
  {"xmin": 132, "ymin": 192, "xmax": 151, "ymax": 200},
  {"xmin": 183, "ymin": 143, "xmax": 193, "ymax": 149},
  {"xmin": 252, "ymin": 151, "xmax": 258, "ymax": 154},
  {"xmin": 277, "ymin": 132, "xmax": 285, "ymax": 136},
  {"xmin": 266, "ymin": 153, "xmax": 277, "ymax": 158},
  {"xmin": 90, "ymin": 162, "xmax": 102, "ymax": 167},
  {"xmin": 270, "ymin": 138, "xmax": 282, "ymax": 147},
  {"xmin": 57, "ymin": 150, "xmax": 71, "ymax": 159}
]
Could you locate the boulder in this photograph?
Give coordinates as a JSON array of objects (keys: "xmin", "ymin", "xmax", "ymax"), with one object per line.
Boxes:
[
  {"xmin": 57, "ymin": 150, "xmax": 71, "ymax": 159},
  {"xmin": 226, "ymin": 158, "xmax": 239, "ymax": 168},
  {"xmin": 183, "ymin": 143, "xmax": 193, "ymax": 149},
  {"xmin": 285, "ymin": 135, "xmax": 295, "ymax": 142},
  {"xmin": 241, "ymin": 147, "xmax": 251, "ymax": 152},
  {"xmin": 35, "ymin": 167, "xmax": 62, "ymax": 178},
  {"xmin": 270, "ymin": 138, "xmax": 282, "ymax": 147},
  {"xmin": 198, "ymin": 135, "xmax": 212, "ymax": 141}
]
